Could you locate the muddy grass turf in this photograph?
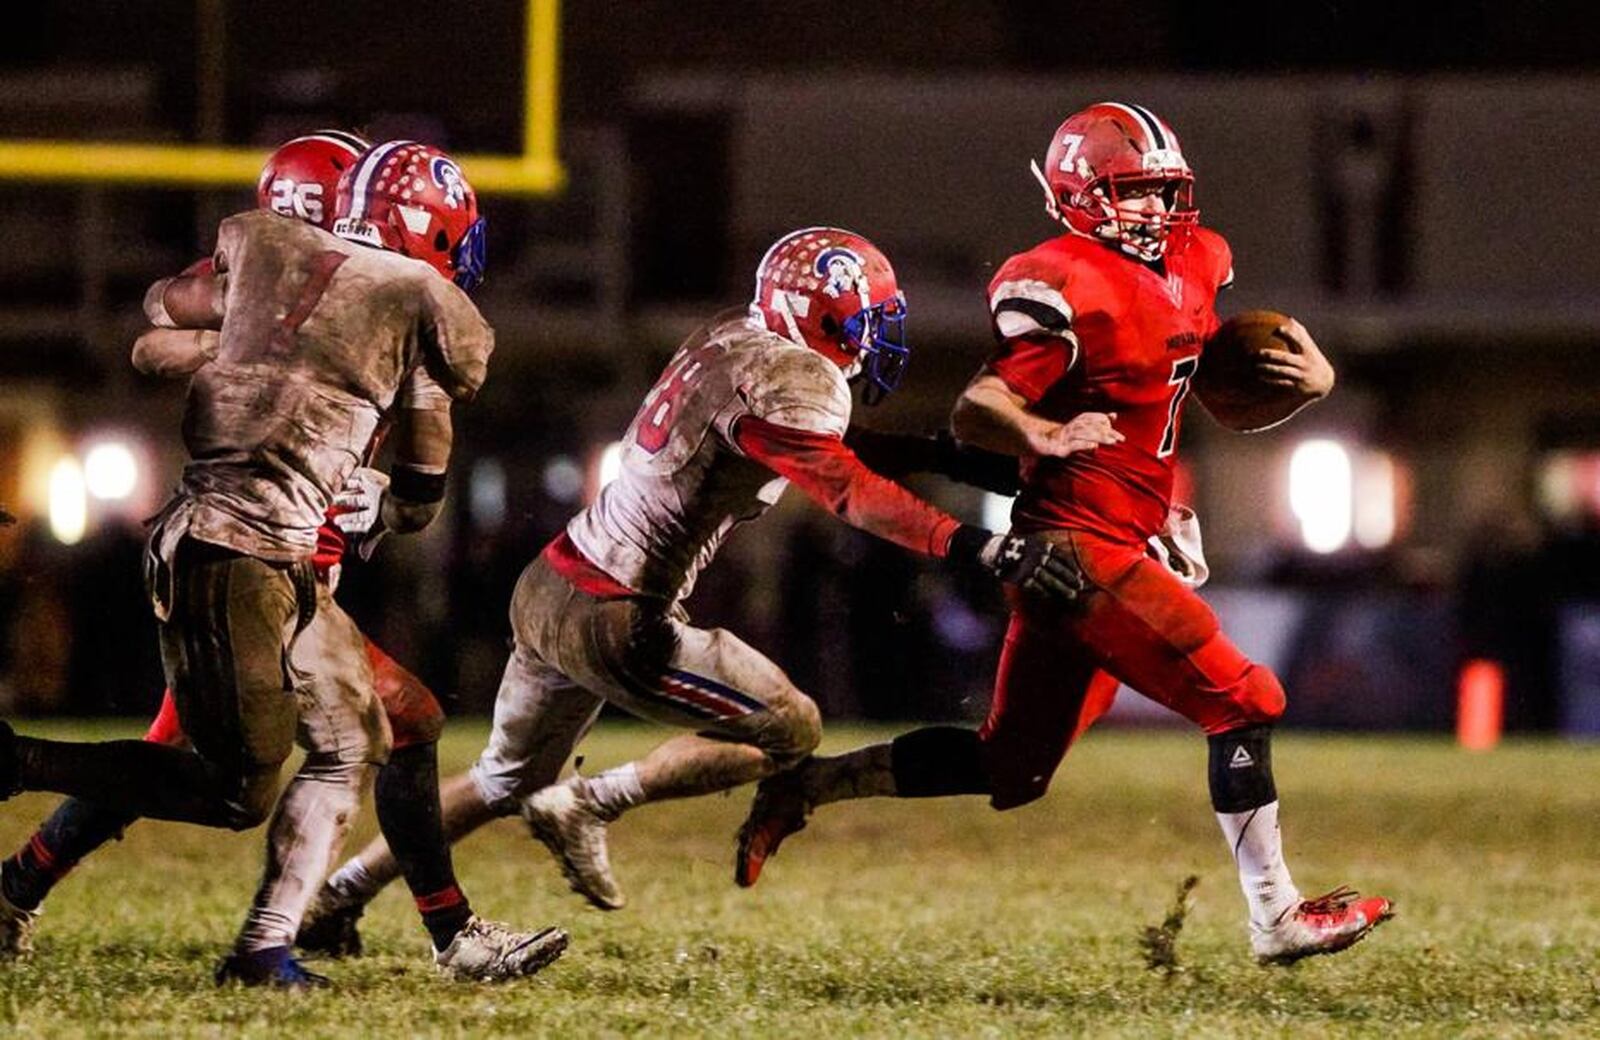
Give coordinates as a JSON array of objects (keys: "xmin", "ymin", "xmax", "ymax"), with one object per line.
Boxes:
[{"xmin": 1, "ymin": 720, "xmax": 1595, "ymax": 1037}]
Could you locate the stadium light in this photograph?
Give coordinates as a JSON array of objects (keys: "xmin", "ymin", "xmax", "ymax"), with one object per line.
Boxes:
[
  {"xmin": 541, "ymin": 455, "xmax": 585, "ymax": 504},
  {"xmin": 48, "ymin": 455, "xmax": 87, "ymax": 545},
  {"xmin": 1353, "ymin": 450, "xmax": 1397, "ymax": 550},
  {"xmin": 1288, "ymin": 439, "xmax": 1352, "ymax": 554},
  {"xmin": 469, "ymin": 458, "xmax": 507, "ymax": 532},
  {"xmin": 83, "ymin": 440, "xmax": 139, "ymax": 501}
]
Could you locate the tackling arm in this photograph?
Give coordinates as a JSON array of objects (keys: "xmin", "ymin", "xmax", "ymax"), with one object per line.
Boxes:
[
  {"xmin": 736, "ymin": 417, "xmax": 961, "ymax": 557},
  {"xmin": 734, "ymin": 417, "xmax": 1084, "ymax": 599},
  {"xmin": 381, "ymin": 406, "xmax": 453, "ymax": 534},
  {"xmin": 844, "ymin": 425, "xmax": 1021, "ymax": 497}
]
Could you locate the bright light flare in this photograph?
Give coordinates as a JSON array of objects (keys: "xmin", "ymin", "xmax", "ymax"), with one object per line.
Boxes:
[
  {"xmin": 1353, "ymin": 451, "xmax": 1397, "ymax": 550},
  {"xmin": 48, "ymin": 455, "xmax": 87, "ymax": 545},
  {"xmin": 1288, "ymin": 439, "xmax": 1352, "ymax": 554},
  {"xmin": 83, "ymin": 441, "xmax": 139, "ymax": 501}
]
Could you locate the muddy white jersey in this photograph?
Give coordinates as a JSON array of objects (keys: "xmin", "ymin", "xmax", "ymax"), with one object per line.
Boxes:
[
  {"xmin": 567, "ymin": 309, "xmax": 851, "ymax": 602},
  {"xmin": 168, "ymin": 209, "xmax": 491, "ymax": 561}
]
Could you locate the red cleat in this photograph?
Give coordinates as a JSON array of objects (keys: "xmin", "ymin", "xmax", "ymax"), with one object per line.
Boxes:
[
  {"xmin": 1252, "ymin": 886, "xmax": 1394, "ymax": 965},
  {"xmin": 734, "ymin": 773, "xmax": 810, "ymax": 888}
]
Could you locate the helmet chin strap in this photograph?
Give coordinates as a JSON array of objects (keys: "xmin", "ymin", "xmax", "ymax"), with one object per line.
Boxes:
[{"xmin": 1028, "ymin": 159, "xmax": 1062, "ymax": 222}]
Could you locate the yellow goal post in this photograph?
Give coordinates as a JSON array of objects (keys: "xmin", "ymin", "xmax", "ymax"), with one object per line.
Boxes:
[{"xmin": 0, "ymin": 0, "xmax": 562, "ymax": 196}]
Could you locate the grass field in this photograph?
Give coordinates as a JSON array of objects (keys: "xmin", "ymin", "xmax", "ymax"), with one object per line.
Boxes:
[{"xmin": 1, "ymin": 720, "xmax": 1596, "ymax": 1038}]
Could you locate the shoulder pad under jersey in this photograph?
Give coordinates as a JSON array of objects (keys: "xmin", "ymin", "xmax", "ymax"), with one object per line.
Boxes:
[{"xmin": 988, "ymin": 240, "xmax": 1079, "ymax": 344}]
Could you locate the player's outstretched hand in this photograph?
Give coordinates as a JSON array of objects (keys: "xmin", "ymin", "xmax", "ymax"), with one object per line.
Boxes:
[
  {"xmin": 330, "ymin": 467, "xmax": 390, "ymax": 536},
  {"xmin": 1255, "ymin": 319, "xmax": 1335, "ymax": 399},
  {"xmin": 948, "ymin": 526, "xmax": 1085, "ymax": 601},
  {"xmin": 1030, "ymin": 412, "xmax": 1124, "ymax": 457}
]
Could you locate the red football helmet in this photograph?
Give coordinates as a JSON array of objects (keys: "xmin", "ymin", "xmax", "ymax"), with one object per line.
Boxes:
[
  {"xmin": 331, "ymin": 140, "xmax": 487, "ymax": 290},
  {"xmin": 1030, "ymin": 102, "xmax": 1197, "ymax": 262},
  {"xmin": 255, "ymin": 130, "xmax": 369, "ymax": 231},
  {"xmin": 749, "ymin": 227, "xmax": 908, "ymax": 402}
]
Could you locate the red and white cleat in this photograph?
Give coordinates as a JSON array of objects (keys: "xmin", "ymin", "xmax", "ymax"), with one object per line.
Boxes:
[
  {"xmin": 1252, "ymin": 886, "xmax": 1394, "ymax": 965},
  {"xmin": 734, "ymin": 773, "xmax": 810, "ymax": 888}
]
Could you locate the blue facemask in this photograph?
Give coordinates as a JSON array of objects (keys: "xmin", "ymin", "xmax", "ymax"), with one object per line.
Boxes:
[
  {"xmin": 840, "ymin": 292, "xmax": 909, "ymax": 405},
  {"xmin": 453, "ymin": 217, "xmax": 488, "ymax": 291}
]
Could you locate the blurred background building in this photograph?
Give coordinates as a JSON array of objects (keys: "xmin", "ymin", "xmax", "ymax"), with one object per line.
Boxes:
[{"xmin": 2, "ymin": 0, "xmax": 1598, "ymax": 738}]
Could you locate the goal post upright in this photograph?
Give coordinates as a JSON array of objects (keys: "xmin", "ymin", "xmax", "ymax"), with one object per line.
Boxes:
[{"xmin": 0, "ymin": 0, "xmax": 564, "ymax": 196}]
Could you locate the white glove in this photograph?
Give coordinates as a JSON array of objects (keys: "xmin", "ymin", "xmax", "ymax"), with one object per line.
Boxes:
[{"xmin": 331, "ymin": 467, "xmax": 390, "ymax": 536}]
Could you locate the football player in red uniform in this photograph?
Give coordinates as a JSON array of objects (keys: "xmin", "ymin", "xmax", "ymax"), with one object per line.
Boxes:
[
  {"xmin": 736, "ymin": 103, "xmax": 1392, "ymax": 966},
  {"xmin": 0, "ymin": 135, "xmax": 564, "ymax": 984}
]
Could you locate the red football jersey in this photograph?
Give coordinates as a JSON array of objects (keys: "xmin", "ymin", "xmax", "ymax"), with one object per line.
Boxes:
[{"xmin": 984, "ymin": 227, "xmax": 1233, "ymax": 544}]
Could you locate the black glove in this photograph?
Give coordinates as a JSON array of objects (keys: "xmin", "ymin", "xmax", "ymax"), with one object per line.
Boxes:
[{"xmin": 947, "ymin": 525, "xmax": 1085, "ymax": 601}]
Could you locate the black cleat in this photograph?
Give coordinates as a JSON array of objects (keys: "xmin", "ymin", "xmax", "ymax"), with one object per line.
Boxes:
[{"xmin": 297, "ymin": 890, "xmax": 365, "ymax": 958}]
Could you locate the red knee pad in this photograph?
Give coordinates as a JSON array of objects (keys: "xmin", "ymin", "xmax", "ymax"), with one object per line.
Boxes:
[
  {"xmin": 366, "ymin": 640, "xmax": 445, "ymax": 749},
  {"xmin": 1231, "ymin": 663, "xmax": 1286, "ymax": 726}
]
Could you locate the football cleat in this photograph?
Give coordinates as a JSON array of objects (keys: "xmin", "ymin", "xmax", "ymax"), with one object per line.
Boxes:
[
  {"xmin": 215, "ymin": 945, "xmax": 331, "ymax": 989},
  {"xmin": 0, "ymin": 881, "xmax": 39, "ymax": 959},
  {"xmin": 734, "ymin": 771, "xmax": 811, "ymax": 888},
  {"xmin": 296, "ymin": 887, "xmax": 365, "ymax": 958},
  {"xmin": 521, "ymin": 777, "xmax": 626, "ymax": 911},
  {"xmin": 1251, "ymin": 886, "xmax": 1394, "ymax": 966},
  {"xmin": 433, "ymin": 917, "xmax": 568, "ymax": 982}
]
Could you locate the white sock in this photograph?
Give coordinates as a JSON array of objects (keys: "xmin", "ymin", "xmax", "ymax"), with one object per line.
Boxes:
[
  {"xmin": 1215, "ymin": 801, "xmax": 1300, "ymax": 930},
  {"xmin": 583, "ymin": 763, "xmax": 644, "ymax": 818},
  {"xmin": 326, "ymin": 858, "xmax": 378, "ymax": 905}
]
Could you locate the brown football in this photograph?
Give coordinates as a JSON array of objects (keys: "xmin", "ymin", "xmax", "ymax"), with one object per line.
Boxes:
[{"xmin": 1193, "ymin": 309, "xmax": 1307, "ymax": 432}]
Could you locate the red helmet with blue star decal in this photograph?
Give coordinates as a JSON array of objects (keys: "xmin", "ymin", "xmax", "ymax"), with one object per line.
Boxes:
[
  {"xmin": 255, "ymin": 130, "xmax": 369, "ymax": 230},
  {"xmin": 749, "ymin": 227, "xmax": 908, "ymax": 403},
  {"xmin": 331, "ymin": 140, "xmax": 487, "ymax": 290},
  {"xmin": 1030, "ymin": 101, "xmax": 1198, "ymax": 262}
]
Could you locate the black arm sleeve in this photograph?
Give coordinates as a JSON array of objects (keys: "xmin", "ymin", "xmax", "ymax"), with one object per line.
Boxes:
[{"xmin": 843, "ymin": 426, "xmax": 1022, "ymax": 497}]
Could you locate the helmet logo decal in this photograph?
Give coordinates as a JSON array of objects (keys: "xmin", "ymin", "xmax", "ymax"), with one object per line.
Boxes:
[
  {"xmin": 1142, "ymin": 147, "xmax": 1185, "ymax": 172},
  {"xmin": 430, "ymin": 157, "xmax": 466, "ymax": 210},
  {"xmin": 1056, "ymin": 133, "xmax": 1085, "ymax": 176},
  {"xmin": 398, "ymin": 204, "xmax": 433, "ymax": 235},
  {"xmin": 814, "ymin": 246, "xmax": 868, "ymax": 300}
]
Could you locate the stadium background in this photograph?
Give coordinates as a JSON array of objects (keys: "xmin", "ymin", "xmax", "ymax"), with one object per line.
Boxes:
[{"xmin": 2, "ymin": 0, "xmax": 1599, "ymax": 743}]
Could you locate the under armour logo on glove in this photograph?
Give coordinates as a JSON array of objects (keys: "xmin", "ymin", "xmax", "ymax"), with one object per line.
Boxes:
[
  {"xmin": 948, "ymin": 527, "xmax": 1085, "ymax": 602},
  {"xmin": 980, "ymin": 533, "xmax": 1083, "ymax": 597}
]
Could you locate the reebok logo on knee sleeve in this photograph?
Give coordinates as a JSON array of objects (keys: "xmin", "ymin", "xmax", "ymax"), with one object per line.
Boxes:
[{"xmin": 1208, "ymin": 725, "xmax": 1277, "ymax": 813}]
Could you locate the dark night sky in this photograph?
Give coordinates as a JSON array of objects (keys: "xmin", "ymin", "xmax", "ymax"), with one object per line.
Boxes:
[{"xmin": 3, "ymin": 1, "xmax": 1596, "ymax": 147}]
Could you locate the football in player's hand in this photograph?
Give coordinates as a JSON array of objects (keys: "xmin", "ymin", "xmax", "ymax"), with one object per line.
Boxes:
[{"xmin": 1193, "ymin": 310, "xmax": 1312, "ymax": 432}]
